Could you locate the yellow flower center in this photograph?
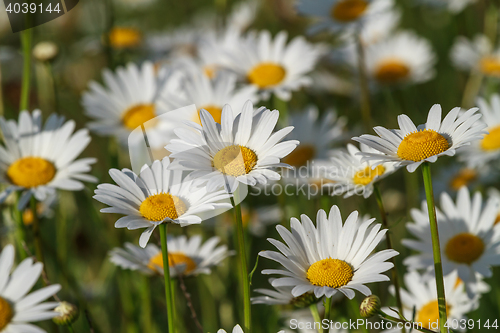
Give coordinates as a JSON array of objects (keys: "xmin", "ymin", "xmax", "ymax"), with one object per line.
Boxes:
[
  {"xmin": 122, "ymin": 104, "xmax": 158, "ymax": 130},
  {"xmin": 213, "ymin": 145, "xmax": 258, "ymax": 177},
  {"xmin": 454, "ymin": 277, "xmax": 463, "ymax": 289},
  {"xmin": 397, "ymin": 129, "xmax": 450, "ymax": 162},
  {"xmin": 195, "ymin": 105, "xmax": 223, "ymax": 125},
  {"xmin": 480, "ymin": 57, "xmax": 500, "ymax": 77},
  {"xmin": 109, "ymin": 27, "xmax": 141, "ymax": 49},
  {"xmin": 204, "ymin": 65, "xmax": 217, "ymax": 79},
  {"xmin": 282, "ymin": 144, "xmax": 316, "ymax": 168},
  {"xmin": 147, "ymin": 252, "xmax": 197, "ymax": 274},
  {"xmin": 374, "ymin": 59, "xmax": 410, "ymax": 84},
  {"xmin": 7, "ymin": 157, "xmax": 56, "ymax": 188},
  {"xmin": 449, "ymin": 168, "xmax": 477, "ymax": 191},
  {"xmin": 353, "ymin": 165, "xmax": 386, "ymax": 185},
  {"xmin": 416, "ymin": 300, "xmax": 449, "ymax": 329},
  {"xmin": 306, "ymin": 258, "xmax": 353, "ymax": 288},
  {"xmin": 139, "ymin": 193, "xmax": 187, "ymax": 222},
  {"xmin": 445, "ymin": 233, "xmax": 484, "ymax": 265},
  {"xmin": 331, "ymin": 0, "xmax": 368, "ymax": 22},
  {"xmin": 247, "ymin": 63, "xmax": 286, "ymax": 88},
  {"xmin": 481, "ymin": 125, "xmax": 500, "ymax": 151},
  {"xmin": 0, "ymin": 297, "xmax": 13, "ymax": 331}
]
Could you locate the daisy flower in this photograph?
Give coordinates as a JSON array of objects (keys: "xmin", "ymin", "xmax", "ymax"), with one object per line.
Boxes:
[
  {"xmin": 93, "ymin": 157, "xmax": 232, "ymax": 247},
  {"xmin": 450, "ymin": 35, "xmax": 500, "ymax": 78},
  {"xmin": 281, "ymin": 107, "xmax": 346, "ymax": 169},
  {"xmin": 416, "ymin": 0, "xmax": 478, "ymax": 14},
  {"xmin": 166, "ymin": 100, "xmax": 299, "ymax": 193},
  {"xmin": 382, "ymin": 270, "xmax": 477, "ymax": 332},
  {"xmin": 218, "ymin": 324, "xmax": 284, "ymax": 333},
  {"xmin": 362, "ymin": 31, "xmax": 436, "ymax": 87},
  {"xmin": 353, "ymin": 104, "xmax": 487, "ymax": 172},
  {"xmin": 158, "ymin": 69, "xmax": 259, "ymax": 125},
  {"xmin": 0, "ymin": 244, "xmax": 62, "ymax": 333},
  {"xmin": 326, "ymin": 143, "xmax": 398, "ymax": 198},
  {"xmin": 460, "ymin": 94, "xmax": 500, "ymax": 167},
  {"xmin": 0, "ymin": 110, "xmax": 96, "ymax": 210},
  {"xmin": 260, "ymin": 206, "xmax": 398, "ymax": 299},
  {"xmin": 402, "ymin": 187, "xmax": 500, "ymax": 290},
  {"xmin": 225, "ymin": 30, "xmax": 326, "ymax": 100},
  {"xmin": 296, "ymin": 0, "xmax": 394, "ymax": 34},
  {"xmin": 110, "ymin": 235, "xmax": 231, "ymax": 277},
  {"xmin": 82, "ymin": 61, "xmax": 184, "ymax": 149}
]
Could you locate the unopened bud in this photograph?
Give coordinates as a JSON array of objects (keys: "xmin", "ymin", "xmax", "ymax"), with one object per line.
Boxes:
[
  {"xmin": 360, "ymin": 295, "xmax": 381, "ymax": 318},
  {"xmin": 33, "ymin": 41, "xmax": 59, "ymax": 62},
  {"xmin": 53, "ymin": 301, "xmax": 78, "ymax": 326}
]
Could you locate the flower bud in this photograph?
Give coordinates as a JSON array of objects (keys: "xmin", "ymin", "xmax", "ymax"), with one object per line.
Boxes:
[
  {"xmin": 53, "ymin": 301, "xmax": 78, "ymax": 326},
  {"xmin": 360, "ymin": 295, "xmax": 381, "ymax": 318},
  {"xmin": 33, "ymin": 41, "xmax": 59, "ymax": 62}
]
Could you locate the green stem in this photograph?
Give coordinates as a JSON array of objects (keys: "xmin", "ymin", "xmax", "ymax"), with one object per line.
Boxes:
[
  {"xmin": 273, "ymin": 95, "xmax": 288, "ymax": 127},
  {"xmin": 30, "ymin": 198, "xmax": 46, "ymax": 270},
  {"xmin": 159, "ymin": 223, "xmax": 176, "ymax": 333},
  {"xmin": 349, "ymin": 299, "xmax": 369, "ymax": 333},
  {"xmin": 324, "ymin": 297, "xmax": 332, "ymax": 322},
  {"xmin": 421, "ymin": 163, "xmax": 448, "ymax": 333},
  {"xmin": 461, "ymin": 72, "xmax": 483, "ymax": 109},
  {"xmin": 140, "ymin": 275, "xmax": 152, "ymax": 333},
  {"xmin": 67, "ymin": 324, "xmax": 75, "ymax": 333},
  {"xmin": 309, "ymin": 303, "xmax": 323, "ymax": 333},
  {"xmin": 373, "ymin": 185, "xmax": 405, "ymax": 333},
  {"xmin": 20, "ymin": 29, "xmax": 32, "ymax": 111},
  {"xmin": 230, "ymin": 191, "xmax": 252, "ymax": 332},
  {"xmin": 13, "ymin": 195, "xmax": 27, "ymax": 259},
  {"xmin": 355, "ymin": 32, "xmax": 372, "ymax": 131}
]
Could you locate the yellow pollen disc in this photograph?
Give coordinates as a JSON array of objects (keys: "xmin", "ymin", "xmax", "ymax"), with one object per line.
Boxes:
[
  {"xmin": 353, "ymin": 165, "xmax": 386, "ymax": 186},
  {"xmin": 397, "ymin": 129, "xmax": 450, "ymax": 162},
  {"xmin": 0, "ymin": 297, "xmax": 13, "ymax": 331},
  {"xmin": 213, "ymin": 145, "xmax": 258, "ymax": 177},
  {"xmin": 247, "ymin": 63, "xmax": 286, "ymax": 88},
  {"xmin": 108, "ymin": 27, "xmax": 141, "ymax": 49},
  {"xmin": 445, "ymin": 233, "xmax": 484, "ymax": 265},
  {"xmin": 122, "ymin": 104, "xmax": 158, "ymax": 130},
  {"xmin": 282, "ymin": 144, "xmax": 316, "ymax": 167},
  {"xmin": 374, "ymin": 59, "xmax": 410, "ymax": 84},
  {"xmin": 449, "ymin": 168, "xmax": 477, "ymax": 191},
  {"xmin": 204, "ymin": 65, "xmax": 217, "ymax": 79},
  {"xmin": 195, "ymin": 105, "xmax": 223, "ymax": 125},
  {"xmin": 7, "ymin": 157, "xmax": 56, "ymax": 188},
  {"xmin": 481, "ymin": 125, "xmax": 500, "ymax": 151},
  {"xmin": 480, "ymin": 57, "xmax": 500, "ymax": 77},
  {"xmin": 147, "ymin": 252, "xmax": 197, "ymax": 274},
  {"xmin": 306, "ymin": 258, "xmax": 353, "ymax": 288},
  {"xmin": 331, "ymin": 0, "xmax": 368, "ymax": 22},
  {"xmin": 495, "ymin": 213, "xmax": 500, "ymax": 225},
  {"xmin": 139, "ymin": 193, "xmax": 187, "ymax": 222},
  {"xmin": 416, "ymin": 300, "xmax": 450, "ymax": 329}
]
